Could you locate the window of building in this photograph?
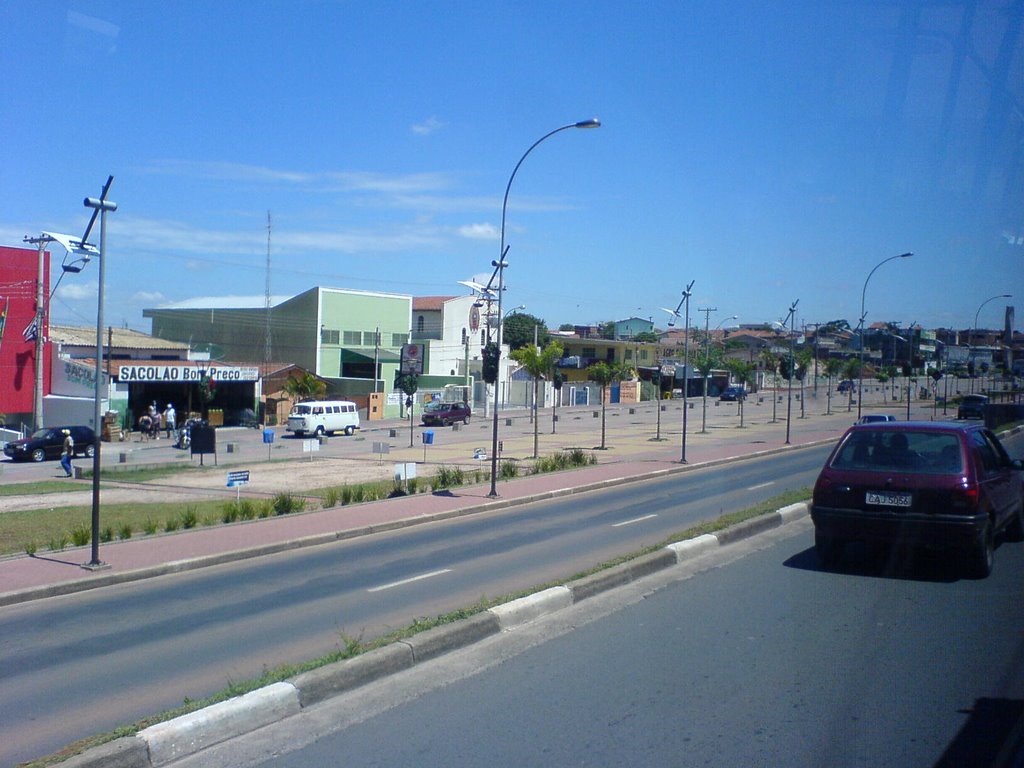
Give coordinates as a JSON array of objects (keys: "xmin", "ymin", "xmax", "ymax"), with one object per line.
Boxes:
[
  {"xmin": 461, "ymin": 328, "xmax": 468, "ymax": 344},
  {"xmin": 343, "ymin": 331, "xmax": 361, "ymax": 345},
  {"xmin": 363, "ymin": 331, "xmax": 379, "ymax": 346},
  {"xmin": 392, "ymin": 333, "xmax": 408, "ymax": 347},
  {"xmin": 417, "ymin": 315, "xmax": 425, "ymax": 333},
  {"xmin": 321, "ymin": 329, "xmax": 340, "ymax": 345}
]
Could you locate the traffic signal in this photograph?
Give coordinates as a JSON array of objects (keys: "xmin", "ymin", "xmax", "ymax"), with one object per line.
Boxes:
[{"xmin": 482, "ymin": 342, "xmax": 500, "ymax": 384}]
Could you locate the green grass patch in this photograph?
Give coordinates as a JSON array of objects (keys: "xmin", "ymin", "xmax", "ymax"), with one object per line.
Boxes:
[{"xmin": 0, "ymin": 481, "xmax": 99, "ymax": 497}]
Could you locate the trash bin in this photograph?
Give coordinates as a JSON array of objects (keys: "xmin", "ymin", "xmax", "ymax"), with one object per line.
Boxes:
[
  {"xmin": 422, "ymin": 430, "xmax": 434, "ymax": 445},
  {"xmin": 262, "ymin": 428, "xmax": 275, "ymax": 444}
]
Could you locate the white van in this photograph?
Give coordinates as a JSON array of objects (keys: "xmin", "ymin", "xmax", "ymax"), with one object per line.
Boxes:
[{"xmin": 286, "ymin": 400, "xmax": 360, "ymax": 436}]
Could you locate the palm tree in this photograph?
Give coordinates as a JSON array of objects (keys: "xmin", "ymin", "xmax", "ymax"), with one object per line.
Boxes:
[
  {"xmin": 724, "ymin": 359, "xmax": 755, "ymax": 427},
  {"xmin": 588, "ymin": 360, "xmax": 632, "ymax": 450},
  {"xmin": 511, "ymin": 340, "xmax": 563, "ymax": 458},
  {"xmin": 282, "ymin": 372, "xmax": 327, "ymax": 402}
]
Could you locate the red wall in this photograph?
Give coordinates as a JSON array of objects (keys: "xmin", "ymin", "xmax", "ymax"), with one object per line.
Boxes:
[{"xmin": 0, "ymin": 245, "xmax": 50, "ymax": 417}]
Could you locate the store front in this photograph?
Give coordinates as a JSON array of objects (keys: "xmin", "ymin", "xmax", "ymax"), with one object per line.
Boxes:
[{"xmin": 116, "ymin": 363, "xmax": 260, "ymax": 428}]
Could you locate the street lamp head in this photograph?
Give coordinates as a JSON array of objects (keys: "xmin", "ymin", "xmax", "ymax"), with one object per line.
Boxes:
[
  {"xmin": 574, "ymin": 118, "xmax": 601, "ymax": 129},
  {"xmin": 84, "ymin": 197, "xmax": 118, "ymax": 212},
  {"xmin": 898, "ymin": 252, "xmax": 913, "ymax": 258}
]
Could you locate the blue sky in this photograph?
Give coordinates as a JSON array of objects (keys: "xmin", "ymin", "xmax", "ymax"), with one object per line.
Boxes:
[{"xmin": 2, "ymin": 0, "xmax": 1022, "ymax": 337}]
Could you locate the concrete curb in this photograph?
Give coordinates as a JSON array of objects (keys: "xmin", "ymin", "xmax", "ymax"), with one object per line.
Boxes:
[
  {"xmin": 138, "ymin": 683, "xmax": 300, "ymax": 766},
  {"xmin": 60, "ymin": 500, "xmax": 811, "ymax": 767},
  {"xmin": 0, "ymin": 439, "xmax": 833, "ymax": 608}
]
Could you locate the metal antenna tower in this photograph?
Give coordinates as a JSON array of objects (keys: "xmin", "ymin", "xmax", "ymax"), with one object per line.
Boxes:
[{"xmin": 264, "ymin": 211, "xmax": 272, "ymax": 369}]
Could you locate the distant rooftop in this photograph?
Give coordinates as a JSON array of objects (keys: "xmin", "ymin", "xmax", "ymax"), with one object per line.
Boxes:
[{"xmin": 50, "ymin": 324, "xmax": 189, "ymax": 350}]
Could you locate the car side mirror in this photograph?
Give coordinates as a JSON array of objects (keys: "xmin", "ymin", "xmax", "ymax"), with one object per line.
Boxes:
[{"xmin": 1011, "ymin": 459, "xmax": 1024, "ymax": 471}]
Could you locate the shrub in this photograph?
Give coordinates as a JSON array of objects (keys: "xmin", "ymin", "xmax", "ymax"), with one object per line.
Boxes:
[
  {"xmin": 323, "ymin": 487, "xmax": 341, "ymax": 508},
  {"xmin": 48, "ymin": 534, "xmax": 69, "ymax": 551},
  {"xmin": 117, "ymin": 523, "xmax": 133, "ymax": 540},
  {"xmin": 221, "ymin": 502, "xmax": 240, "ymax": 524},
  {"xmin": 100, "ymin": 526, "xmax": 114, "ymax": 543},
  {"xmin": 164, "ymin": 517, "xmax": 180, "ymax": 533},
  {"xmin": 499, "ymin": 460, "xmax": 519, "ymax": 480},
  {"xmin": 25, "ymin": 541, "xmax": 38, "ymax": 556},
  {"xmin": 181, "ymin": 507, "xmax": 199, "ymax": 529},
  {"xmin": 434, "ymin": 465, "xmax": 465, "ymax": 490},
  {"xmin": 273, "ymin": 493, "xmax": 305, "ymax": 516},
  {"xmin": 70, "ymin": 523, "xmax": 91, "ymax": 547},
  {"xmin": 257, "ymin": 500, "xmax": 273, "ymax": 518},
  {"xmin": 143, "ymin": 518, "xmax": 159, "ymax": 535},
  {"xmin": 239, "ymin": 500, "xmax": 257, "ymax": 520}
]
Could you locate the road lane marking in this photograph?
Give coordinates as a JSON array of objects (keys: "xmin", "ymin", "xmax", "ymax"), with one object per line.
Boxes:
[
  {"xmin": 747, "ymin": 482, "xmax": 775, "ymax": 491},
  {"xmin": 613, "ymin": 514, "xmax": 658, "ymax": 528},
  {"xmin": 367, "ymin": 568, "xmax": 453, "ymax": 593}
]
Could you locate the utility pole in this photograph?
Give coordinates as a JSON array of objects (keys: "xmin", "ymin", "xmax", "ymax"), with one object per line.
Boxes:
[{"xmin": 22, "ymin": 235, "xmax": 53, "ymax": 431}]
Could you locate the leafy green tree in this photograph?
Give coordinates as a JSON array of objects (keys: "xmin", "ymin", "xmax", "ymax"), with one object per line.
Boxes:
[
  {"xmin": 823, "ymin": 357, "xmax": 844, "ymax": 414},
  {"xmin": 633, "ymin": 331, "xmax": 659, "ymax": 344},
  {"xmin": 282, "ymin": 372, "xmax": 326, "ymax": 401},
  {"xmin": 588, "ymin": 361, "xmax": 632, "ymax": 450},
  {"xmin": 843, "ymin": 358, "xmax": 861, "ymax": 412},
  {"xmin": 511, "ymin": 340, "xmax": 564, "ymax": 458},
  {"xmin": 503, "ymin": 312, "xmax": 550, "ymax": 350},
  {"xmin": 598, "ymin": 320, "xmax": 616, "ymax": 340}
]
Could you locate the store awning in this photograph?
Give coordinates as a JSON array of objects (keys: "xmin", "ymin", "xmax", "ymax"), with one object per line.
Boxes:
[{"xmin": 339, "ymin": 349, "xmax": 402, "ymax": 364}]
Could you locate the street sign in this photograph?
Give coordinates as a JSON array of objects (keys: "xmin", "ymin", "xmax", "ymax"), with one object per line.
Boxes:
[{"xmin": 226, "ymin": 470, "xmax": 250, "ymax": 487}]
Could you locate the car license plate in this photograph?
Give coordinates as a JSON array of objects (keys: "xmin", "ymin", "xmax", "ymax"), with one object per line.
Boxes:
[{"xmin": 866, "ymin": 491, "xmax": 912, "ymax": 508}]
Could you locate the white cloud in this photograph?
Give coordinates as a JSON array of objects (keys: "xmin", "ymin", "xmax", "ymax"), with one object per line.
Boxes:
[
  {"xmin": 458, "ymin": 223, "xmax": 498, "ymax": 240},
  {"xmin": 130, "ymin": 290, "xmax": 166, "ymax": 304},
  {"xmin": 56, "ymin": 281, "xmax": 98, "ymax": 301},
  {"xmin": 412, "ymin": 117, "xmax": 444, "ymax": 135}
]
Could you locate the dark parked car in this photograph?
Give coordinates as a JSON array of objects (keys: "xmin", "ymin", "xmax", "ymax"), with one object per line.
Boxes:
[
  {"xmin": 837, "ymin": 379, "xmax": 856, "ymax": 393},
  {"xmin": 3, "ymin": 426, "xmax": 96, "ymax": 463},
  {"xmin": 421, "ymin": 401, "xmax": 471, "ymax": 427},
  {"xmin": 957, "ymin": 394, "xmax": 988, "ymax": 420},
  {"xmin": 811, "ymin": 422, "xmax": 1024, "ymax": 577},
  {"xmin": 719, "ymin": 386, "xmax": 747, "ymax": 401}
]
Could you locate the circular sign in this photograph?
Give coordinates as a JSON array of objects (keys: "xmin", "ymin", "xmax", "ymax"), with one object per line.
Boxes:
[{"xmin": 469, "ymin": 304, "xmax": 481, "ymax": 332}]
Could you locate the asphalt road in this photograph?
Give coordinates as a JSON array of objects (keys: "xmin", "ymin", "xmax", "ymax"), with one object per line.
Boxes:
[
  {"xmin": 178, "ymin": 518, "xmax": 1024, "ymax": 768},
  {"xmin": 1, "ymin": 445, "xmax": 830, "ymax": 767}
]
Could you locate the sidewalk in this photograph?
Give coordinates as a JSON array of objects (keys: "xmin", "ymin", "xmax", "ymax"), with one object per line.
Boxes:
[{"xmin": 0, "ymin": 400, "xmax": 867, "ymax": 606}]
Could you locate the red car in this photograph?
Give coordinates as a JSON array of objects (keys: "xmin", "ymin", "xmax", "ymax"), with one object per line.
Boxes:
[{"xmin": 811, "ymin": 421, "xmax": 1024, "ymax": 577}]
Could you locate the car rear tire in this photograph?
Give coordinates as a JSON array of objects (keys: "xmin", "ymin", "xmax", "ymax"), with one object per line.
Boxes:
[
  {"xmin": 815, "ymin": 531, "xmax": 842, "ymax": 569},
  {"xmin": 315, "ymin": 426, "xmax": 324, "ymax": 437},
  {"xmin": 84, "ymin": 445, "xmax": 95, "ymax": 459},
  {"xmin": 31, "ymin": 448, "xmax": 45, "ymax": 462},
  {"xmin": 344, "ymin": 425, "xmax": 355, "ymax": 436},
  {"xmin": 966, "ymin": 523, "xmax": 994, "ymax": 579}
]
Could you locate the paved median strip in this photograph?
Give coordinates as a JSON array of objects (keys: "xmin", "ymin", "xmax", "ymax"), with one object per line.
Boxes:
[{"xmin": 61, "ymin": 501, "xmax": 809, "ymax": 768}]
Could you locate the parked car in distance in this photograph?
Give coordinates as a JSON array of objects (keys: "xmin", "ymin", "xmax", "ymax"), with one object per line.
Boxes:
[
  {"xmin": 421, "ymin": 401, "xmax": 471, "ymax": 427},
  {"xmin": 719, "ymin": 386, "xmax": 747, "ymax": 401},
  {"xmin": 3, "ymin": 426, "xmax": 96, "ymax": 463},
  {"xmin": 811, "ymin": 421, "xmax": 1024, "ymax": 578},
  {"xmin": 857, "ymin": 414, "xmax": 896, "ymax": 424},
  {"xmin": 837, "ymin": 379, "xmax": 856, "ymax": 393},
  {"xmin": 957, "ymin": 394, "xmax": 989, "ymax": 420}
]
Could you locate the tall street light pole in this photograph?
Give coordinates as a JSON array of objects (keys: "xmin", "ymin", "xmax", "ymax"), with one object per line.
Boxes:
[
  {"xmin": 678, "ymin": 281, "xmax": 694, "ymax": 463},
  {"xmin": 83, "ymin": 178, "xmax": 117, "ymax": 570},
  {"xmin": 970, "ymin": 294, "xmax": 1011, "ymax": 394},
  {"xmin": 782, "ymin": 301, "xmax": 798, "ymax": 444},
  {"xmin": 857, "ymin": 252, "xmax": 912, "ymax": 420},
  {"xmin": 488, "ymin": 118, "xmax": 600, "ymax": 498}
]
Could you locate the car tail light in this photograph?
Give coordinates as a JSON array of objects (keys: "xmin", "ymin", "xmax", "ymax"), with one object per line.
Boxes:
[{"xmin": 948, "ymin": 482, "xmax": 979, "ymax": 514}]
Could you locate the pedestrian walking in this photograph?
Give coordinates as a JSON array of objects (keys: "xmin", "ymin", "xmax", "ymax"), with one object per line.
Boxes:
[
  {"xmin": 164, "ymin": 403, "xmax": 177, "ymax": 441},
  {"xmin": 60, "ymin": 429, "xmax": 74, "ymax": 477}
]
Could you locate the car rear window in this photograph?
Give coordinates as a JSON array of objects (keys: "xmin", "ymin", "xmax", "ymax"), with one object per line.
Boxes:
[{"xmin": 830, "ymin": 431, "xmax": 963, "ymax": 474}]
